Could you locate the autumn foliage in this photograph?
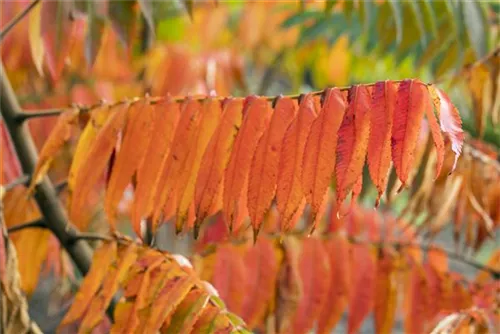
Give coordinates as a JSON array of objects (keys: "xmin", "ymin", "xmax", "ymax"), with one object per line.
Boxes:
[{"xmin": 1, "ymin": 0, "xmax": 499, "ymax": 333}]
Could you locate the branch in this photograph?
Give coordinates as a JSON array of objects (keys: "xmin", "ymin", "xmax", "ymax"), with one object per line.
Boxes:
[
  {"xmin": 0, "ymin": 0, "xmax": 40, "ymax": 41},
  {"xmin": 0, "ymin": 61, "xmax": 94, "ymax": 278},
  {"xmin": 7, "ymin": 219, "xmax": 46, "ymax": 233},
  {"xmin": 3, "ymin": 174, "xmax": 30, "ymax": 191}
]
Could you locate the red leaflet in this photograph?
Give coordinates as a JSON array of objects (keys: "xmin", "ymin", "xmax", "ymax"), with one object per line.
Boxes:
[
  {"xmin": 368, "ymin": 81, "xmax": 397, "ymax": 207},
  {"xmin": 317, "ymin": 233, "xmax": 351, "ymax": 334},
  {"xmin": 277, "ymin": 94, "xmax": 317, "ymax": 231},
  {"xmin": 347, "ymin": 243, "xmax": 376, "ymax": 334},
  {"xmin": 195, "ymin": 99, "xmax": 243, "ymax": 228},
  {"xmin": 302, "ymin": 88, "xmax": 346, "ymax": 230},
  {"xmin": 223, "ymin": 96, "xmax": 271, "ymax": 230},
  {"xmin": 291, "ymin": 237, "xmax": 331, "ymax": 334},
  {"xmin": 241, "ymin": 237, "xmax": 280, "ymax": 327},
  {"xmin": 391, "ymin": 80, "xmax": 427, "ymax": 188},
  {"xmin": 105, "ymin": 101, "xmax": 154, "ymax": 227},
  {"xmin": 212, "ymin": 244, "xmax": 247, "ymax": 315},
  {"xmin": 428, "ymin": 85, "xmax": 464, "ymax": 172},
  {"xmin": 132, "ymin": 98, "xmax": 180, "ymax": 237},
  {"xmin": 336, "ymin": 85, "xmax": 371, "ymax": 207},
  {"xmin": 248, "ymin": 97, "xmax": 297, "ymax": 237}
]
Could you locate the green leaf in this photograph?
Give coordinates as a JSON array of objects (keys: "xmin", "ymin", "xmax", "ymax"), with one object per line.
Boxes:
[
  {"xmin": 324, "ymin": 0, "xmax": 337, "ymax": 14},
  {"xmin": 109, "ymin": 0, "xmax": 138, "ymax": 48},
  {"xmin": 418, "ymin": 0, "xmax": 437, "ymax": 40},
  {"xmin": 343, "ymin": 0, "xmax": 354, "ymax": 22},
  {"xmin": 298, "ymin": 15, "xmax": 332, "ymax": 44},
  {"xmin": 387, "ymin": 0, "xmax": 403, "ymax": 45},
  {"xmin": 281, "ymin": 10, "xmax": 322, "ymax": 29},
  {"xmin": 461, "ymin": 1, "xmax": 489, "ymax": 59},
  {"xmin": 407, "ymin": 1, "xmax": 427, "ymax": 48}
]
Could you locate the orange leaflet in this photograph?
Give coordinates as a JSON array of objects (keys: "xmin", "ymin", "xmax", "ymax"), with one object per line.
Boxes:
[
  {"xmin": 132, "ymin": 97, "xmax": 180, "ymax": 237},
  {"xmin": 317, "ymin": 233, "xmax": 351, "ymax": 334},
  {"xmin": 176, "ymin": 98, "xmax": 222, "ymax": 232},
  {"xmin": 28, "ymin": 108, "xmax": 79, "ymax": 192},
  {"xmin": 241, "ymin": 237, "xmax": 280, "ymax": 328},
  {"xmin": 223, "ymin": 96, "xmax": 272, "ymax": 229},
  {"xmin": 302, "ymin": 88, "xmax": 345, "ymax": 231},
  {"xmin": 191, "ymin": 304, "xmax": 220, "ymax": 333},
  {"xmin": 68, "ymin": 105, "xmax": 111, "ymax": 195},
  {"xmin": 105, "ymin": 100, "xmax": 155, "ymax": 227},
  {"xmin": 194, "ymin": 98, "xmax": 244, "ymax": 229},
  {"xmin": 40, "ymin": 1, "xmax": 74, "ymax": 80},
  {"xmin": 404, "ymin": 263, "xmax": 430, "ymax": 334},
  {"xmin": 79, "ymin": 243, "xmax": 138, "ymax": 332},
  {"xmin": 143, "ymin": 276, "xmax": 196, "ymax": 332},
  {"xmin": 374, "ymin": 250, "xmax": 398, "ymax": 334},
  {"xmin": 367, "ymin": 81, "xmax": 397, "ymax": 207},
  {"xmin": 276, "ymin": 94, "xmax": 317, "ymax": 231},
  {"xmin": 163, "ymin": 289, "xmax": 210, "ymax": 333},
  {"xmin": 429, "ymin": 85, "xmax": 464, "ymax": 172},
  {"xmin": 212, "ymin": 244, "xmax": 247, "ymax": 315},
  {"xmin": 427, "ymin": 247, "xmax": 448, "ymax": 274},
  {"xmin": 391, "ymin": 80, "xmax": 427, "ymax": 188},
  {"xmin": 424, "ymin": 90, "xmax": 445, "ymax": 180},
  {"xmin": 151, "ymin": 98, "xmax": 202, "ymax": 230},
  {"xmin": 347, "ymin": 243, "xmax": 376, "ymax": 334},
  {"xmin": 291, "ymin": 237, "xmax": 331, "ymax": 334},
  {"xmin": 336, "ymin": 85, "xmax": 371, "ymax": 207},
  {"xmin": 248, "ymin": 97, "xmax": 297, "ymax": 237},
  {"xmin": 69, "ymin": 104, "xmax": 128, "ymax": 226},
  {"xmin": 60, "ymin": 241, "xmax": 117, "ymax": 326}
]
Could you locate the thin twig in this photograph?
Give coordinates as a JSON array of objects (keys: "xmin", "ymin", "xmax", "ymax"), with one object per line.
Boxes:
[
  {"xmin": 7, "ymin": 219, "xmax": 46, "ymax": 233},
  {"xmin": 15, "ymin": 109, "xmax": 68, "ymax": 122},
  {"xmin": 0, "ymin": 0, "xmax": 40, "ymax": 42},
  {"xmin": 69, "ymin": 232, "xmax": 113, "ymax": 243},
  {"xmin": 3, "ymin": 175, "xmax": 30, "ymax": 191}
]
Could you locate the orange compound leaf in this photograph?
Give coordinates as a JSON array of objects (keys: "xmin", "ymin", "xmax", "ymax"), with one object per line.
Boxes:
[
  {"xmin": 132, "ymin": 97, "xmax": 180, "ymax": 237},
  {"xmin": 105, "ymin": 100, "xmax": 155, "ymax": 228},
  {"xmin": 374, "ymin": 250, "xmax": 398, "ymax": 334},
  {"xmin": 391, "ymin": 79, "xmax": 428, "ymax": 188},
  {"xmin": 28, "ymin": 108, "xmax": 79, "ymax": 193},
  {"xmin": 291, "ymin": 237, "xmax": 331, "ymax": 334},
  {"xmin": 248, "ymin": 96, "xmax": 297, "ymax": 237},
  {"xmin": 429, "ymin": 85, "xmax": 464, "ymax": 172},
  {"xmin": 162, "ymin": 289, "xmax": 210, "ymax": 334},
  {"xmin": 69, "ymin": 104, "xmax": 128, "ymax": 226},
  {"xmin": 367, "ymin": 81, "xmax": 397, "ymax": 206},
  {"xmin": 152, "ymin": 98, "xmax": 202, "ymax": 230},
  {"xmin": 194, "ymin": 98, "xmax": 244, "ymax": 229},
  {"xmin": 335, "ymin": 85, "xmax": 371, "ymax": 207},
  {"xmin": 60, "ymin": 241, "xmax": 117, "ymax": 327},
  {"xmin": 317, "ymin": 233, "xmax": 351, "ymax": 334},
  {"xmin": 423, "ymin": 91, "xmax": 445, "ymax": 180},
  {"xmin": 404, "ymin": 263, "xmax": 430, "ymax": 334},
  {"xmin": 79, "ymin": 243, "xmax": 138, "ymax": 333},
  {"xmin": 347, "ymin": 243, "xmax": 376, "ymax": 334},
  {"xmin": 143, "ymin": 275, "xmax": 196, "ymax": 332},
  {"xmin": 241, "ymin": 237, "xmax": 280, "ymax": 328},
  {"xmin": 212, "ymin": 244, "xmax": 247, "ymax": 315},
  {"xmin": 176, "ymin": 98, "xmax": 223, "ymax": 233},
  {"xmin": 302, "ymin": 88, "xmax": 346, "ymax": 230},
  {"xmin": 223, "ymin": 96, "xmax": 272, "ymax": 230},
  {"xmin": 68, "ymin": 105, "xmax": 112, "ymax": 195},
  {"xmin": 277, "ymin": 94, "xmax": 317, "ymax": 232}
]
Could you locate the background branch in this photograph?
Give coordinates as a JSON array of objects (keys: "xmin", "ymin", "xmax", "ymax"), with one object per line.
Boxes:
[{"xmin": 0, "ymin": 0, "xmax": 40, "ymax": 41}]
